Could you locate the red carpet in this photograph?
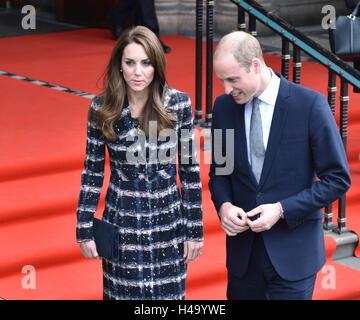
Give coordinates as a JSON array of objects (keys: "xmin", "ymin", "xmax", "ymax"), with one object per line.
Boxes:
[
  {"xmin": 0, "ymin": 76, "xmax": 88, "ymax": 182},
  {"xmin": 0, "ymin": 29, "xmax": 359, "ymax": 300}
]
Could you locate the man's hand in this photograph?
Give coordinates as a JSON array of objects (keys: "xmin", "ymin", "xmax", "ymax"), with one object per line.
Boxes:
[
  {"xmin": 79, "ymin": 240, "xmax": 100, "ymax": 259},
  {"xmin": 246, "ymin": 203, "xmax": 282, "ymax": 233},
  {"xmin": 219, "ymin": 202, "xmax": 249, "ymax": 236}
]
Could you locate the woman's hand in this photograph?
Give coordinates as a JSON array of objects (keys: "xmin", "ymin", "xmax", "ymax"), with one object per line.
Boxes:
[
  {"xmin": 79, "ymin": 240, "xmax": 100, "ymax": 259},
  {"xmin": 183, "ymin": 240, "xmax": 203, "ymax": 264}
]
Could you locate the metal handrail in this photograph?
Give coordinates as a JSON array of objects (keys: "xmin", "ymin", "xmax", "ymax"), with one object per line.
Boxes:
[{"xmin": 231, "ymin": 0, "xmax": 360, "ymax": 88}]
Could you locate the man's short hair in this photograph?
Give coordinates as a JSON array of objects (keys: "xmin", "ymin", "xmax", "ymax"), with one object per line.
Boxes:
[
  {"xmin": 216, "ymin": 31, "xmax": 264, "ymax": 70},
  {"xmin": 232, "ymin": 32, "xmax": 264, "ymax": 70}
]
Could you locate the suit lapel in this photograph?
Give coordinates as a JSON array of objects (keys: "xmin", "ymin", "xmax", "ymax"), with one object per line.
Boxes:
[{"xmin": 258, "ymin": 76, "xmax": 290, "ymax": 189}]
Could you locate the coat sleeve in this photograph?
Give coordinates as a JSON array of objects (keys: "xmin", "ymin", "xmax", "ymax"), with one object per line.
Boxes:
[
  {"xmin": 208, "ymin": 97, "xmax": 234, "ymax": 215},
  {"xmin": 176, "ymin": 92, "xmax": 204, "ymax": 241},
  {"xmin": 76, "ymin": 98, "xmax": 106, "ymax": 242},
  {"xmin": 280, "ymin": 93, "xmax": 351, "ymax": 228}
]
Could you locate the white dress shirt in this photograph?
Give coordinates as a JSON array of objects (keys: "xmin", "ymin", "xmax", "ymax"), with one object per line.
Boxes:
[{"xmin": 245, "ymin": 68, "xmax": 280, "ymax": 164}]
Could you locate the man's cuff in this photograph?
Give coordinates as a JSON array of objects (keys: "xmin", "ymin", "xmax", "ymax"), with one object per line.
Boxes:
[{"xmin": 277, "ymin": 202, "xmax": 284, "ymax": 219}]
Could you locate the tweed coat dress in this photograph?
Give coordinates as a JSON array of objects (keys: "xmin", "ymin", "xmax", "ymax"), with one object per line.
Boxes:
[{"xmin": 76, "ymin": 88, "xmax": 203, "ymax": 300}]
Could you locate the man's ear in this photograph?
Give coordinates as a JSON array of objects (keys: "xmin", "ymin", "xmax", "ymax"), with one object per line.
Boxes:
[{"xmin": 251, "ymin": 58, "xmax": 262, "ymax": 73}]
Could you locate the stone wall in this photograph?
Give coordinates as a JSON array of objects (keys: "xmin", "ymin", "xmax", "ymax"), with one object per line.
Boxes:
[{"xmin": 155, "ymin": 0, "xmax": 349, "ymax": 37}]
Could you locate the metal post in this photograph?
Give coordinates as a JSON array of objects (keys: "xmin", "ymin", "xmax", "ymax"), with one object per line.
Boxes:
[
  {"xmin": 334, "ymin": 77, "xmax": 349, "ymax": 234},
  {"xmin": 328, "ymin": 71, "xmax": 337, "ymax": 116},
  {"xmin": 249, "ymin": 12, "xmax": 257, "ymax": 37},
  {"xmin": 195, "ymin": 0, "xmax": 204, "ymax": 125},
  {"xmin": 205, "ymin": 0, "xmax": 214, "ymax": 127},
  {"xmin": 292, "ymin": 45, "xmax": 301, "ymax": 84},
  {"xmin": 237, "ymin": 6, "xmax": 246, "ymax": 31},
  {"xmin": 323, "ymin": 71, "xmax": 337, "ymax": 230},
  {"xmin": 281, "ymin": 38, "xmax": 290, "ymax": 79}
]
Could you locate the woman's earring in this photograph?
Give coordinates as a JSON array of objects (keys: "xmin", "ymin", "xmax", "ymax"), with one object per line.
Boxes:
[{"xmin": 120, "ymin": 69, "xmax": 123, "ymax": 73}]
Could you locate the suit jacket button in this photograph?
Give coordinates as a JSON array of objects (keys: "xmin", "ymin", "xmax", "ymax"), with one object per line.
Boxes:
[{"xmin": 256, "ymin": 192, "xmax": 263, "ymax": 198}]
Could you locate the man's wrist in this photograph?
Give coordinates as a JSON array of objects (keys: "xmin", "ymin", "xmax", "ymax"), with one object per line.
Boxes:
[
  {"xmin": 219, "ymin": 202, "xmax": 232, "ymax": 219},
  {"xmin": 220, "ymin": 202, "xmax": 232, "ymax": 212}
]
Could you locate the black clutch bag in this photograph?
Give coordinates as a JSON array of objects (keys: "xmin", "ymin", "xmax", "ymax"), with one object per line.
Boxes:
[
  {"xmin": 329, "ymin": 2, "xmax": 360, "ymax": 59},
  {"xmin": 93, "ymin": 218, "xmax": 120, "ymax": 261}
]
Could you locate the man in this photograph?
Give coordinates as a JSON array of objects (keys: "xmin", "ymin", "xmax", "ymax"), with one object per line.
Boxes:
[
  {"xmin": 110, "ymin": 0, "xmax": 171, "ymax": 53},
  {"xmin": 209, "ymin": 31, "xmax": 351, "ymax": 300}
]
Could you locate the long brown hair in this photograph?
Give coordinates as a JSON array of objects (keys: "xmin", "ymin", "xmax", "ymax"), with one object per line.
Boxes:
[{"xmin": 96, "ymin": 26, "xmax": 176, "ymax": 140}]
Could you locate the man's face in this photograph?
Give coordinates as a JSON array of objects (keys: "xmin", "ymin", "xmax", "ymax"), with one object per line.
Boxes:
[{"xmin": 214, "ymin": 53, "xmax": 259, "ymax": 104}]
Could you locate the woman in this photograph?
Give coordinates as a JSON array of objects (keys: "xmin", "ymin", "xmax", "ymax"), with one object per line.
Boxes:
[{"xmin": 76, "ymin": 26, "xmax": 203, "ymax": 300}]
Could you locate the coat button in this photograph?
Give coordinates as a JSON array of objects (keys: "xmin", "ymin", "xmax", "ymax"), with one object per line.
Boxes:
[{"xmin": 256, "ymin": 192, "xmax": 264, "ymax": 198}]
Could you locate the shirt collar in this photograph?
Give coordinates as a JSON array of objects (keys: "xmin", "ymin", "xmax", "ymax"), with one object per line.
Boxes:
[{"xmin": 257, "ymin": 68, "xmax": 280, "ymax": 106}]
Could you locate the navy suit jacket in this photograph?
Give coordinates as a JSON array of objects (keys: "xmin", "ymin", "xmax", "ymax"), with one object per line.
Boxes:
[{"xmin": 209, "ymin": 75, "xmax": 351, "ymax": 281}]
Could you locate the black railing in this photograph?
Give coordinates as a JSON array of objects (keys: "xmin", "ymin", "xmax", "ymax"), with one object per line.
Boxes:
[
  {"xmin": 194, "ymin": 0, "xmax": 203, "ymax": 126},
  {"xmin": 195, "ymin": 0, "xmax": 360, "ymax": 234},
  {"xmin": 205, "ymin": 0, "xmax": 214, "ymax": 127}
]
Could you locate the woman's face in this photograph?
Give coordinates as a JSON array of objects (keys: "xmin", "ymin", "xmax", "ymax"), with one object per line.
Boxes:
[{"xmin": 121, "ymin": 42, "xmax": 155, "ymax": 95}]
